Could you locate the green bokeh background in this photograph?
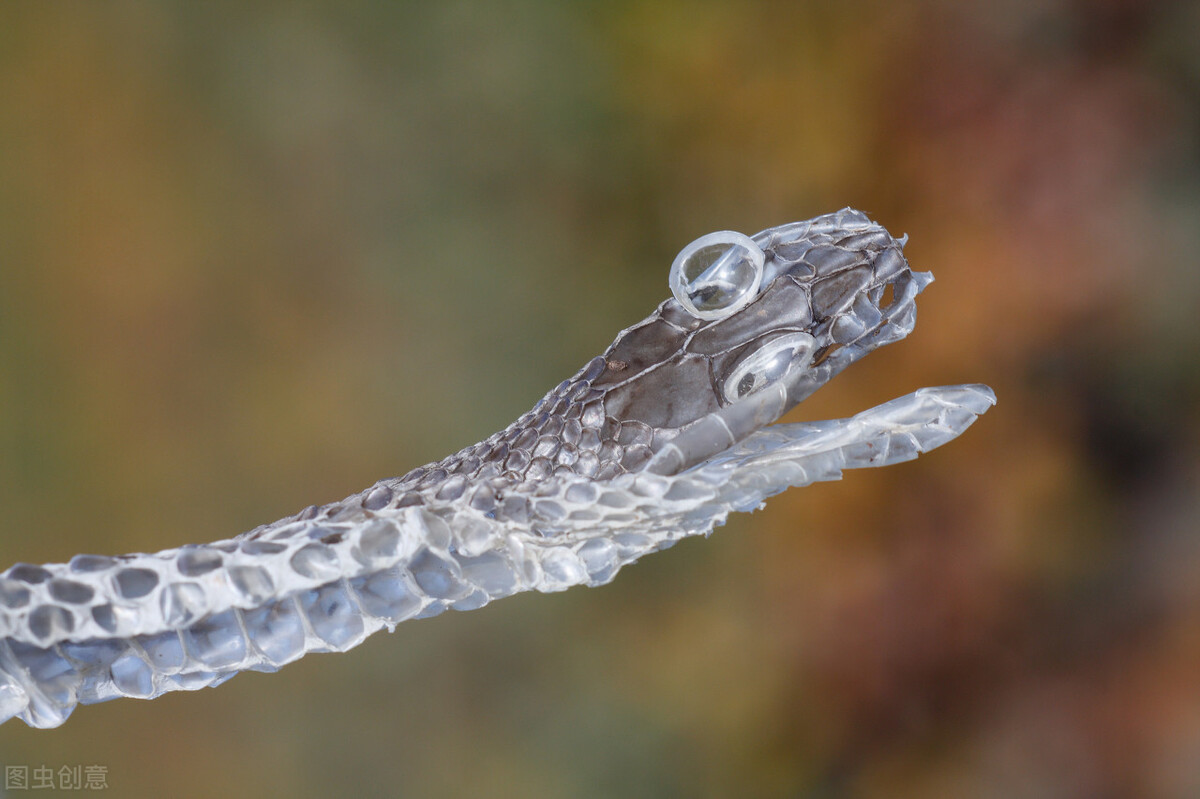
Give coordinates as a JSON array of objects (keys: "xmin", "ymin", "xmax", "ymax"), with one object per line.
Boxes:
[{"xmin": 1, "ymin": 2, "xmax": 1198, "ymax": 796}]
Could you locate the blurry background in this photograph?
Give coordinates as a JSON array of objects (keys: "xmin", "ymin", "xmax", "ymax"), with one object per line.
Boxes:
[{"xmin": 1, "ymin": 1, "xmax": 1198, "ymax": 796}]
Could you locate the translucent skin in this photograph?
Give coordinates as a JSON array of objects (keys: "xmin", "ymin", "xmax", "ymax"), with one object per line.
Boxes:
[{"xmin": 0, "ymin": 209, "xmax": 994, "ymax": 728}]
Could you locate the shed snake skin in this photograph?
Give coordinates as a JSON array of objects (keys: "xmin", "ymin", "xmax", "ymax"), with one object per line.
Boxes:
[{"xmin": 0, "ymin": 209, "xmax": 995, "ymax": 728}]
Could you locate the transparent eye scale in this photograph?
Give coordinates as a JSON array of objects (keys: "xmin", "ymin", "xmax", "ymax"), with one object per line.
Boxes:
[
  {"xmin": 722, "ymin": 332, "xmax": 818, "ymax": 403},
  {"xmin": 669, "ymin": 230, "xmax": 765, "ymax": 320}
]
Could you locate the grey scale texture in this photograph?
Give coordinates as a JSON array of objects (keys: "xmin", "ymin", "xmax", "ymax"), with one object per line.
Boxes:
[{"xmin": 0, "ymin": 209, "xmax": 995, "ymax": 728}]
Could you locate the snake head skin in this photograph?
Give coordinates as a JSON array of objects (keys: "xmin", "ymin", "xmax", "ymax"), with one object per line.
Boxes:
[
  {"xmin": 423, "ymin": 208, "xmax": 932, "ymax": 489},
  {"xmin": 607, "ymin": 208, "xmax": 931, "ymax": 475}
]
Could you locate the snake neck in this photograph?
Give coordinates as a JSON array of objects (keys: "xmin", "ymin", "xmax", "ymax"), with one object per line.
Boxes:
[{"xmin": 367, "ymin": 354, "xmax": 657, "ymax": 518}]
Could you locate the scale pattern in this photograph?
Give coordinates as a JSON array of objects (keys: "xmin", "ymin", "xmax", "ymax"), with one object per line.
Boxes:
[{"xmin": 0, "ymin": 209, "xmax": 995, "ymax": 728}]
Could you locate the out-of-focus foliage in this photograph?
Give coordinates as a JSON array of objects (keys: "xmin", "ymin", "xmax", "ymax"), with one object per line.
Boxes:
[{"xmin": 1, "ymin": 1, "xmax": 1197, "ymax": 796}]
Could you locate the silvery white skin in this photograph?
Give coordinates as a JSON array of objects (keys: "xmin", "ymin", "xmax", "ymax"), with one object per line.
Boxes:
[{"xmin": 0, "ymin": 209, "xmax": 995, "ymax": 728}]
